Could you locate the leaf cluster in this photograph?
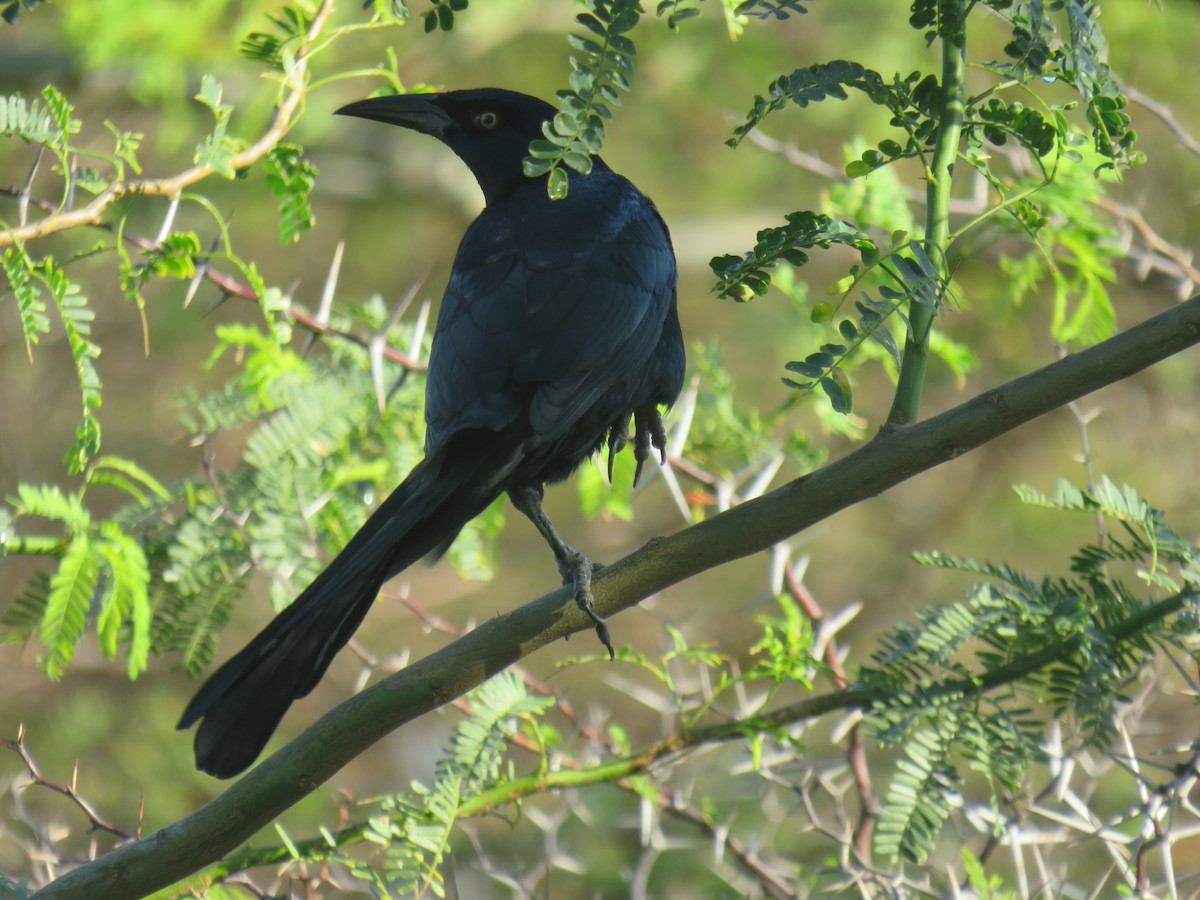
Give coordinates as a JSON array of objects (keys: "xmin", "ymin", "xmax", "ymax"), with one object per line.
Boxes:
[
  {"xmin": 420, "ymin": 0, "xmax": 467, "ymax": 33},
  {"xmin": 861, "ymin": 478, "xmax": 1200, "ymax": 863},
  {"xmin": 1, "ymin": 458, "xmax": 165, "ymax": 679},
  {"xmin": 240, "ymin": 1, "xmax": 315, "ymax": 70},
  {"xmin": 707, "ymin": 0, "xmax": 1142, "ymax": 421},
  {"xmin": 338, "ymin": 672, "xmax": 554, "ymax": 897},
  {"xmin": 522, "ymin": 1, "xmax": 641, "ymax": 198},
  {"xmin": 976, "ymin": 0, "xmax": 1141, "ymax": 170}
]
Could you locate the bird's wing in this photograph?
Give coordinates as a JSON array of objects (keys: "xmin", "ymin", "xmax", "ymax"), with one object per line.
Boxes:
[{"xmin": 425, "ymin": 175, "xmax": 676, "ymax": 449}]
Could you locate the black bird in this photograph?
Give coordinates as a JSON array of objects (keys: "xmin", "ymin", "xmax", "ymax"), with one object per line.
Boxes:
[{"xmin": 177, "ymin": 88, "xmax": 685, "ymax": 778}]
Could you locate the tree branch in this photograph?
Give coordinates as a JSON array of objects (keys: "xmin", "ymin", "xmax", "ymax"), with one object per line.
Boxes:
[
  {"xmin": 33, "ymin": 293, "xmax": 1200, "ymax": 899},
  {"xmin": 0, "ymin": 0, "xmax": 336, "ymax": 250}
]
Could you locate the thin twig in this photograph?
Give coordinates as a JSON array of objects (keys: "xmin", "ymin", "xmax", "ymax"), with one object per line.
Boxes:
[
  {"xmin": 783, "ymin": 561, "xmax": 879, "ymax": 859},
  {"xmin": 0, "ymin": 184, "xmax": 429, "ymax": 371},
  {"xmin": 1, "ymin": 725, "xmax": 130, "ymax": 839},
  {"xmin": 1122, "ymin": 84, "xmax": 1200, "ymax": 161},
  {"xmin": 1098, "ymin": 196, "xmax": 1200, "ymax": 298}
]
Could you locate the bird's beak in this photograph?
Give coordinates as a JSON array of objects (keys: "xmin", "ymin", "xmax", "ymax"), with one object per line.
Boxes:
[{"xmin": 335, "ymin": 94, "xmax": 454, "ymax": 137}]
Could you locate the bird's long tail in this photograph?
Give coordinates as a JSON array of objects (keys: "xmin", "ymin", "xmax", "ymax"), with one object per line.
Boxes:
[{"xmin": 177, "ymin": 436, "xmax": 514, "ymax": 778}]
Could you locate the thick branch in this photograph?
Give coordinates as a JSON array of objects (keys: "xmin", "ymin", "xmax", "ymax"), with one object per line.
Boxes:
[{"xmin": 33, "ymin": 294, "xmax": 1200, "ymax": 899}]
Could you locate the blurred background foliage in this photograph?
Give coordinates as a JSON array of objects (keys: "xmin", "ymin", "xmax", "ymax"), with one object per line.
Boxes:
[{"xmin": 2, "ymin": 0, "xmax": 1200, "ymax": 896}]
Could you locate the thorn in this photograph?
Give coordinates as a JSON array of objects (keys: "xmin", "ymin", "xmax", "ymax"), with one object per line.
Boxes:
[
  {"xmin": 155, "ymin": 194, "xmax": 181, "ymax": 244},
  {"xmin": 18, "ymin": 145, "xmax": 45, "ymax": 228},
  {"xmin": 370, "ymin": 280, "xmax": 424, "ymax": 414},
  {"xmin": 408, "ymin": 294, "xmax": 432, "ymax": 361},
  {"xmin": 317, "ymin": 240, "xmax": 344, "ymax": 327},
  {"xmin": 369, "ymin": 331, "xmax": 388, "ymax": 415},
  {"xmin": 183, "ymin": 233, "xmax": 222, "ymax": 309},
  {"xmin": 658, "ymin": 456, "xmax": 691, "ymax": 524},
  {"xmin": 65, "ymin": 155, "xmax": 77, "ymax": 212},
  {"xmin": 743, "ymin": 452, "xmax": 784, "ymax": 500},
  {"xmin": 204, "ymin": 290, "xmax": 233, "ymax": 316},
  {"xmin": 386, "ymin": 278, "xmax": 421, "ymax": 331},
  {"xmin": 669, "ymin": 375, "xmax": 699, "ymax": 455},
  {"xmin": 304, "ymin": 239, "xmax": 344, "ymax": 357}
]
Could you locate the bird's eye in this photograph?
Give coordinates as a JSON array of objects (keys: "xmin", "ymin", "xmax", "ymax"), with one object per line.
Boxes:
[{"xmin": 475, "ymin": 111, "xmax": 499, "ymax": 130}]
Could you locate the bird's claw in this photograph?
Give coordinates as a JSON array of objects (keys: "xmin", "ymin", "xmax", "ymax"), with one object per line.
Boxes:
[
  {"xmin": 607, "ymin": 409, "xmax": 668, "ymax": 487},
  {"xmin": 606, "ymin": 422, "xmax": 627, "ymax": 483},
  {"xmin": 559, "ymin": 551, "xmax": 614, "ymax": 660},
  {"xmin": 631, "ymin": 407, "xmax": 668, "ymax": 488}
]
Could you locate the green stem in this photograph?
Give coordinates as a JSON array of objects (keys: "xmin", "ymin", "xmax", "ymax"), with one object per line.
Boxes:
[
  {"xmin": 0, "ymin": 532, "xmax": 66, "ymax": 556},
  {"xmin": 889, "ymin": 4, "xmax": 967, "ymax": 425}
]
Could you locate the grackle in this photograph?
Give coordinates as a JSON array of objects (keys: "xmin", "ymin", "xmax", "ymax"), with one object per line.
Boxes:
[{"xmin": 177, "ymin": 89, "xmax": 685, "ymax": 778}]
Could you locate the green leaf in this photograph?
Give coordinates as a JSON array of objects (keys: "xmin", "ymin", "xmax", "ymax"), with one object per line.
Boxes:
[
  {"xmin": 529, "ymin": 0, "xmax": 641, "ymax": 194},
  {"xmin": 819, "ymin": 373, "xmax": 851, "ymax": 413},
  {"xmin": 1, "ymin": 246, "xmax": 49, "ymax": 362},
  {"xmin": 42, "ymin": 536, "xmax": 99, "ymax": 679},
  {"xmin": 729, "ymin": 60, "xmax": 890, "ymax": 147},
  {"xmin": 711, "ymin": 211, "xmax": 874, "ymax": 300},
  {"xmin": 40, "ymin": 261, "xmax": 102, "ymax": 471},
  {"xmin": 243, "ymin": 378, "xmax": 361, "ymax": 469},
  {"xmin": 95, "ymin": 522, "xmax": 152, "ymax": 678},
  {"xmin": 547, "ymin": 165, "xmax": 570, "ymax": 199},
  {"xmin": 87, "ymin": 455, "xmax": 170, "ymax": 506},
  {"xmin": 1, "ymin": 572, "xmax": 51, "ymax": 643},
  {"xmin": 263, "ymin": 145, "xmax": 318, "ymax": 245},
  {"xmin": 875, "ymin": 723, "xmax": 958, "ymax": 862},
  {"xmin": 195, "ymin": 74, "xmax": 229, "ymax": 116}
]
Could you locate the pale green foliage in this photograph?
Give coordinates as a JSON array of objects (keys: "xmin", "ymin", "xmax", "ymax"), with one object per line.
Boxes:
[
  {"xmin": 193, "ymin": 75, "xmax": 244, "ymax": 179},
  {"xmin": 861, "ymin": 478, "xmax": 1200, "ymax": 863},
  {"xmin": 241, "ymin": 1, "xmax": 317, "ymax": 70},
  {"xmin": 2, "ymin": 248, "xmax": 101, "ymax": 471},
  {"xmin": 0, "ymin": 86, "xmax": 78, "ymax": 151},
  {"xmin": 344, "ymin": 671, "xmax": 555, "ymax": 897},
  {"xmin": 1, "ymin": 459, "xmax": 165, "ymax": 678},
  {"xmin": 263, "ymin": 145, "xmax": 318, "ymax": 244}
]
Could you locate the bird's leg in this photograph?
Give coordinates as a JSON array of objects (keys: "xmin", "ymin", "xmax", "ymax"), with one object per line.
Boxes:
[
  {"xmin": 509, "ymin": 485, "xmax": 614, "ymax": 659},
  {"xmin": 631, "ymin": 406, "xmax": 669, "ymax": 487}
]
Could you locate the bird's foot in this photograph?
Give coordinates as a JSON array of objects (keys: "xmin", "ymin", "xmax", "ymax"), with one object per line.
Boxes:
[
  {"xmin": 558, "ymin": 551, "xmax": 614, "ymax": 660},
  {"xmin": 631, "ymin": 407, "xmax": 668, "ymax": 487}
]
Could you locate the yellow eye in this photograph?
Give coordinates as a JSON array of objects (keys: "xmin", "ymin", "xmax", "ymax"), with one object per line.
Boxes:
[{"xmin": 475, "ymin": 111, "xmax": 499, "ymax": 129}]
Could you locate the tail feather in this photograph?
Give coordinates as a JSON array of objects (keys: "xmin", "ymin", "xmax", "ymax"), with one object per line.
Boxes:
[{"xmin": 178, "ymin": 436, "xmax": 520, "ymax": 777}]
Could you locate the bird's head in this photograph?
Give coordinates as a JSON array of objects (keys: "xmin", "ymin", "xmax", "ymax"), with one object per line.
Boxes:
[{"xmin": 337, "ymin": 88, "xmax": 593, "ymax": 206}]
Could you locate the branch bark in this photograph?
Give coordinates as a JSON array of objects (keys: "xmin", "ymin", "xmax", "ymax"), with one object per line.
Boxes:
[{"xmin": 33, "ymin": 293, "xmax": 1200, "ymax": 899}]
